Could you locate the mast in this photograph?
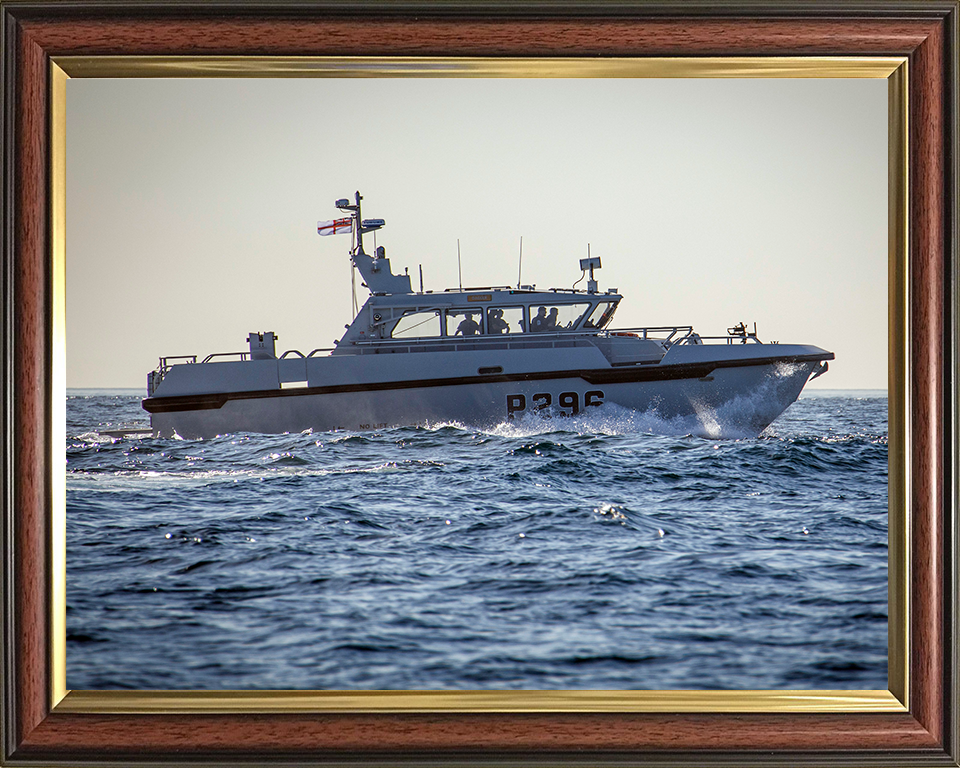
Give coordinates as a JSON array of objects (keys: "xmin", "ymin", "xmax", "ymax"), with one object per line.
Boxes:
[
  {"xmin": 335, "ymin": 191, "xmax": 364, "ymax": 255},
  {"xmin": 333, "ymin": 191, "xmax": 411, "ymax": 295},
  {"xmin": 354, "ymin": 191, "xmax": 364, "ymax": 254}
]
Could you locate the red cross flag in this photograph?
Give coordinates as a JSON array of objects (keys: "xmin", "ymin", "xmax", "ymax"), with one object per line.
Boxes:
[{"xmin": 317, "ymin": 217, "xmax": 353, "ymax": 236}]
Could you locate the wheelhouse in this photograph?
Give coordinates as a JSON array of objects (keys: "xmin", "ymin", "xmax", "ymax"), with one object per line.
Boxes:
[{"xmin": 370, "ymin": 294, "xmax": 620, "ymax": 342}]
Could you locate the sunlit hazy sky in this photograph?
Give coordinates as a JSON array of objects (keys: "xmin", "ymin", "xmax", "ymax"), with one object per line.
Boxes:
[{"xmin": 67, "ymin": 77, "xmax": 886, "ymax": 389}]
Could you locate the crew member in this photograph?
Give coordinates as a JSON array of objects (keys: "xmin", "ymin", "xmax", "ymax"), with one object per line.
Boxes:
[{"xmin": 455, "ymin": 312, "xmax": 481, "ymax": 336}]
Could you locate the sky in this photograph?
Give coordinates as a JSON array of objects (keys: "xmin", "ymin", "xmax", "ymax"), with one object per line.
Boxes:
[{"xmin": 66, "ymin": 77, "xmax": 887, "ymax": 390}]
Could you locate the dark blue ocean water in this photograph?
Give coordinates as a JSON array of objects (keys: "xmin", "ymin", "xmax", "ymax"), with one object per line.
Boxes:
[{"xmin": 66, "ymin": 389, "xmax": 888, "ymax": 690}]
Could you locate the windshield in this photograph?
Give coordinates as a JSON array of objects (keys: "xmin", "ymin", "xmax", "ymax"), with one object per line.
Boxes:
[
  {"xmin": 529, "ymin": 303, "xmax": 591, "ymax": 332},
  {"xmin": 583, "ymin": 301, "xmax": 618, "ymax": 330}
]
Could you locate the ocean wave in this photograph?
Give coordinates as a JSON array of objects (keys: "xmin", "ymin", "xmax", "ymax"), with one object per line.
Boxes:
[{"xmin": 66, "ymin": 391, "xmax": 888, "ymax": 691}]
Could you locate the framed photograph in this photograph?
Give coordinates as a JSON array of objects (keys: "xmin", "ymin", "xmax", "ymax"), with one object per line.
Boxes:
[
  {"xmin": 62, "ymin": 65, "xmax": 891, "ymax": 696},
  {"xmin": 2, "ymin": 2, "xmax": 957, "ymax": 766}
]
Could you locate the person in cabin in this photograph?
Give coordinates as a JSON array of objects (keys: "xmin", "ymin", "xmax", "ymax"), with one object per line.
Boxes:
[
  {"xmin": 488, "ymin": 308, "xmax": 509, "ymax": 334},
  {"xmin": 455, "ymin": 312, "xmax": 481, "ymax": 336},
  {"xmin": 546, "ymin": 307, "xmax": 560, "ymax": 331},
  {"xmin": 531, "ymin": 306, "xmax": 548, "ymax": 332}
]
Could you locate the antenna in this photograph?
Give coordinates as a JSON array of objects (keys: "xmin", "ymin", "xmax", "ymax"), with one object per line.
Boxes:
[
  {"xmin": 579, "ymin": 244, "xmax": 602, "ymax": 294},
  {"xmin": 458, "ymin": 239, "xmax": 463, "ymax": 292},
  {"xmin": 517, "ymin": 236, "xmax": 523, "ymax": 289}
]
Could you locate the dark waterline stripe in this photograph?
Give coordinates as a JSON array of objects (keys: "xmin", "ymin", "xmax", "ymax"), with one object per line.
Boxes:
[{"xmin": 142, "ymin": 353, "xmax": 832, "ymax": 415}]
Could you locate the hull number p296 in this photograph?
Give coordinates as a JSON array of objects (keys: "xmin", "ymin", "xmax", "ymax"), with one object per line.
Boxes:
[{"xmin": 506, "ymin": 390, "xmax": 604, "ymax": 419}]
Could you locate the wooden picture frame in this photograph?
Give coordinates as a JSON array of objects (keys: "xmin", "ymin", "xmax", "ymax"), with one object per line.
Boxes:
[{"xmin": 2, "ymin": 2, "xmax": 957, "ymax": 765}]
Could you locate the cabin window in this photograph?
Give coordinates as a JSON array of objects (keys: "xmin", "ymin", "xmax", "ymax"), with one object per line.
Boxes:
[
  {"xmin": 446, "ymin": 309, "xmax": 484, "ymax": 337},
  {"xmin": 391, "ymin": 309, "xmax": 442, "ymax": 338},
  {"xmin": 486, "ymin": 306, "xmax": 525, "ymax": 335},
  {"xmin": 528, "ymin": 302, "xmax": 592, "ymax": 333},
  {"xmin": 583, "ymin": 301, "xmax": 618, "ymax": 330}
]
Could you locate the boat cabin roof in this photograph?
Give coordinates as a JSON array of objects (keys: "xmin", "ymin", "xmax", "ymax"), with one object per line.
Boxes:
[
  {"xmin": 336, "ymin": 286, "xmax": 623, "ymax": 348},
  {"xmin": 366, "ymin": 285, "xmax": 621, "ymax": 307}
]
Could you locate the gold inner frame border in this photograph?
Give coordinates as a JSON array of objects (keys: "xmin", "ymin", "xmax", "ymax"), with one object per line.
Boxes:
[{"xmin": 49, "ymin": 55, "xmax": 909, "ymax": 715}]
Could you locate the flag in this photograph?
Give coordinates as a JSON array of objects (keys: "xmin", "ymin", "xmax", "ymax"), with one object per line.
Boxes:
[{"xmin": 317, "ymin": 217, "xmax": 353, "ymax": 236}]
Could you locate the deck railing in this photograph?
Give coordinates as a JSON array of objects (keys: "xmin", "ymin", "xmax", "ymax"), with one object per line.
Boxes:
[{"xmin": 150, "ymin": 324, "xmax": 761, "ymax": 390}]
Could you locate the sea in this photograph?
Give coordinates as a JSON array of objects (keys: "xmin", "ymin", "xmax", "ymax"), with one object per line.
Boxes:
[{"xmin": 66, "ymin": 389, "xmax": 888, "ymax": 691}]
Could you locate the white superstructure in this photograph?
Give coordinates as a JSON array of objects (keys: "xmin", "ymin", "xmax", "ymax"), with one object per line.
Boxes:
[{"xmin": 143, "ymin": 192, "xmax": 832, "ymax": 439}]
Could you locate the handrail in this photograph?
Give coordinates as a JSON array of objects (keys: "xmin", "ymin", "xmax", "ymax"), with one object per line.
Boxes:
[
  {"xmin": 159, "ymin": 354, "xmax": 197, "ymax": 366},
  {"xmin": 353, "ymin": 328, "xmax": 589, "ymax": 348},
  {"xmin": 350, "ymin": 325, "xmax": 698, "ymax": 349},
  {"xmin": 200, "ymin": 351, "xmax": 250, "ymax": 364},
  {"xmin": 600, "ymin": 326, "xmax": 694, "ymax": 342},
  {"xmin": 156, "ymin": 354, "xmax": 196, "ymax": 378},
  {"xmin": 677, "ymin": 334, "xmax": 764, "ymax": 345},
  {"xmin": 442, "ymin": 285, "xmax": 513, "ymax": 292},
  {"xmin": 154, "ymin": 354, "xmax": 197, "ymax": 386},
  {"xmin": 345, "ymin": 337, "xmax": 596, "ymax": 356},
  {"xmin": 152, "ymin": 324, "xmax": 760, "ymax": 380},
  {"xmin": 157, "ymin": 348, "xmax": 338, "ymax": 375}
]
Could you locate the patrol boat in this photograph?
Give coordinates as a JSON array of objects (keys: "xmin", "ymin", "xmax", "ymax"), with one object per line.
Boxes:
[{"xmin": 143, "ymin": 192, "xmax": 833, "ymax": 439}]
